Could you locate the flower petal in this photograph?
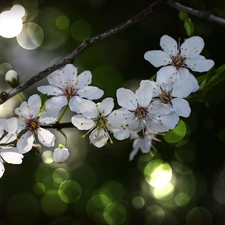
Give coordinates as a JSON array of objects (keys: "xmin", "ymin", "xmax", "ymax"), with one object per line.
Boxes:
[
  {"xmin": 144, "ymin": 50, "xmax": 171, "ymax": 67},
  {"xmin": 17, "ymin": 131, "xmax": 34, "ymax": 153},
  {"xmin": 38, "ymin": 128, "xmax": 55, "ymax": 147},
  {"xmin": 186, "ymin": 55, "xmax": 214, "ymax": 72},
  {"xmin": 161, "ymin": 112, "xmax": 179, "ymax": 129},
  {"xmin": 71, "ymin": 115, "xmax": 95, "ymax": 130},
  {"xmin": 171, "ymin": 78, "xmax": 193, "ymax": 98},
  {"xmin": 156, "ymin": 66, "xmax": 177, "ymax": 84},
  {"xmin": 160, "ymin": 35, "xmax": 178, "ymax": 55},
  {"xmin": 79, "ymin": 99, "xmax": 99, "ymax": 118},
  {"xmin": 77, "ymin": 86, "xmax": 104, "ymax": 100},
  {"xmin": 180, "ymin": 36, "xmax": 204, "ymax": 58},
  {"xmin": 77, "ymin": 70, "xmax": 92, "ymax": 88},
  {"xmin": 45, "ymin": 96, "xmax": 68, "ymax": 112},
  {"xmin": 0, "ymin": 147, "xmax": 23, "ymax": 164},
  {"xmin": 116, "ymin": 88, "xmax": 137, "ymax": 110},
  {"xmin": 99, "ymin": 98, "xmax": 114, "ymax": 116},
  {"xmin": 69, "ymin": 96, "xmax": 82, "ymax": 113},
  {"xmin": 0, "ymin": 160, "xmax": 5, "ymax": 178},
  {"xmin": 38, "ymin": 85, "xmax": 64, "ymax": 96},
  {"xmin": 89, "ymin": 129, "xmax": 108, "ymax": 148},
  {"xmin": 171, "ymin": 98, "xmax": 191, "ymax": 117},
  {"xmin": 136, "ymin": 80, "xmax": 153, "ymax": 107},
  {"xmin": 27, "ymin": 94, "xmax": 42, "ymax": 118}
]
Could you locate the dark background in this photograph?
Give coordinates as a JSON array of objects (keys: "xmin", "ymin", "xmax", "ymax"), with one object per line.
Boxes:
[{"xmin": 0, "ymin": 0, "xmax": 225, "ymax": 224}]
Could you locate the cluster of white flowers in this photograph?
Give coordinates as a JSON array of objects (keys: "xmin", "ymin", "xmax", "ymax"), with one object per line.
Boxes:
[{"xmin": 0, "ymin": 35, "xmax": 214, "ymax": 178}]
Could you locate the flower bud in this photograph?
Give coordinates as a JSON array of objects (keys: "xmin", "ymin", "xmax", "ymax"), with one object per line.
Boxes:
[
  {"xmin": 5, "ymin": 70, "xmax": 19, "ymax": 88},
  {"xmin": 53, "ymin": 144, "xmax": 70, "ymax": 163}
]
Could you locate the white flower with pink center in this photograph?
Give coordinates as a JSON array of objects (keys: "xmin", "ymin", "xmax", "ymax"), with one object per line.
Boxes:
[
  {"xmin": 15, "ymin": 94, "xmax": 57, "ymax": 153},
  {"xmin": 38, "ymin": 64, "xmax": 104, "ymax": 113},
  {"xmin": 115, "ymin": 80, "xmax": 170, "ymax": 134},
  {"xmin": 144, "ymin": 35, "xmax": 214, "ymax": 92}
]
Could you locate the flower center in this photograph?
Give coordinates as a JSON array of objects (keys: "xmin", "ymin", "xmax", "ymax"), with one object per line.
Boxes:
[
  {"xmin": 94, "ymin": 115, "xmax": 108, "ymax": 130},
  {"xmin": 26, "ymin": 118, "xmax": 40, "ymax": 131},
  {"xmin": 134, "ymin": 106, "xmax": 148, "ymax": 120},
  {"xmin": 159, "ymin": 89, "xmax": 173, "ymax": 104},
  {"xmin": 64, "ymin": 87, "xmax": 77, "ymax": 98},
  {"xmin": 171, "ymin": 54, "xmax": 186, "ymax": 69}
]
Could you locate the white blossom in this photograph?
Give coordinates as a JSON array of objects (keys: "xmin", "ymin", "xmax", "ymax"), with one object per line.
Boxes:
[
  {"xmin": 53, "ymin": 144, "xmax": 70, "ymax": 163},
  {"xmin": 38, "ymin": 64, "xmax": 104, "ymax": 113},
  {"xmin": 0, "ymin": 146, "xmax": 23, "ymax": 178},
  {"xmin": 129, "ymin": 131, "xmax": 159, "ymax": 161},
  {"xmin": 71, "ymin": 98, "xmax": 116, "ymax": 148},
  {"xmin": 150, "ymin": 77, "xmax": 193, "ymax": 129},
  {"xmin": 15, "ymin": 94, "xmax": 57, "ymax": 154},
  {"xmin": 115, "ymin": 80, "xmax": 170, "ymax": 134},
  {"xmin": 144, "ymin": 35, "xmax": 214, "ymax": 92}
]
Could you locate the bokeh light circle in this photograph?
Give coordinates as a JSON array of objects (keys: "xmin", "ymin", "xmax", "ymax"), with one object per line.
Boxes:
[
  {"xmin": 33, "ymin": 182, "xmax": 45, "ymax": 195},
  {"xmin": 17, "ymin": 22, "xmax": 44, "ymax": 50},
  {"xmin": 101, "ymin": 180, "xmax": 124, "ymax": 201},
  {"xmin": 52, "ymin": 168, "xmax": 68, "ymax": 184},
  {"xmin": 132, "ymin": 196, "xmax": 145, "ymax": 209},
  {"xmin": 145, "ymin": 205, "xmax": 165, "ymax": 225},
  {"xmin": 42, "ymin": 150, "xmax": 53, "ymax": 164},
  {"xmin": 213, "ymin": 178, "xmax": 225, "ymax": 204},
  {"xmin": 186, "ymin": 207, "xmax": 213, "ymax": 225},
  {"xmin": 58, "ymin": 180, "xmax": 82, "ymax": 203},
  {"xmin": 86, "ymin": 194, "xmax": 112, "ymax": 223},
  {"xmin": 153, "ymin": 182, "xmax": 174, "ymax": 201},
  {"xmin": 70, "ymin": 20, "xmax": 91, "ymax": 41},
  {"xmin": 164, "ymin": 120, "xmax": 186, "ymax": 143},
  {"xmin": 56, "ymin": 16, "xmax": 70, "ymax": 30},
  {"xmin": 103, "ymin": 202, "xmax": 127, "ymax": 225},
  {"xmin": 144, "ymin": 159, "xmax": 172, "ymax": 188},
  {"xmin": 41, "ymin": 189, "xmax": 67, "ymax": 216},
  {"xmin": 175, "ymin": 192, "xmax": 190, "ymax": 207}
]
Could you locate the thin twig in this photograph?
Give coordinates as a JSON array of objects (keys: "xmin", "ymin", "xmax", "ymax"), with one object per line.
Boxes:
[
  {"xmin": 0, "ymin": 0, "xmax": 165, "ymax": 105},
  {"xmin": 166, "ymin": 0, "xmax": 225, "ymax": 27}
]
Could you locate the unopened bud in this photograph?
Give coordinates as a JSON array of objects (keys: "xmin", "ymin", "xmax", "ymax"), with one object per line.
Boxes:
[
  {"xmin": 5, "ymin": 70, "xmax": 19, "ymax": 88},
  {"xmin": 53, "ymin": 144, "xmax": 70, "ymax": 163}
]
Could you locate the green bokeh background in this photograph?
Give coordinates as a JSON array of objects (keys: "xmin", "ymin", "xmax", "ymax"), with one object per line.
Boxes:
[{"xmin": 0, "ymin": 0, "xmax": 225, "ymax": 224}]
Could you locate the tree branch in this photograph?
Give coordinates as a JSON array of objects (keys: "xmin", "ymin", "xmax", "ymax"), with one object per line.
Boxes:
[
  {"xmin": 166, "ymin": 0, "xmax": 225, "ymax": 27},
  {"xmin": 1, "ymin": 0, "xmax": 225, "ymax": 105},
  {"xmin": 0, "ymin": 0, "xmax": 165, "ymax": 105}
]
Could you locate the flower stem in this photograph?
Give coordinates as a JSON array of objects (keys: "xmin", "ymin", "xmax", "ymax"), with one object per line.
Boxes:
[
  {"xmin": 59, "ymin": 129, "xmax": 67, "ymax": 146},
  {"xmin": 57, "ymin": 104, "xmax": 69, "ymax": 123},
  {"xmin": 17, "ymin": 93, "xmax": 23, "ymax": 102}
]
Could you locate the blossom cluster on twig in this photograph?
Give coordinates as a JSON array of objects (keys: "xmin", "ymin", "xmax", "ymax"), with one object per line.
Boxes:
[{"xmin": 0, "ymin": 35, "xmax": 214, "ymax": 178}]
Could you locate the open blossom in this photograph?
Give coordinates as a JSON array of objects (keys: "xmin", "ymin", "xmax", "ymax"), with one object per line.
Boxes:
[
  {"xmin": 0, "ymin": 146, "xmax": 23, "ymax": 178},
  {"xmin": 144, "ymin": 35, "xmax": 214, "ymax": 92},
  {"xmin": 38, "ymin": 64, "xmax": 104, "ymax": 113},
  {"xmin": 115, "ymin": 80, "xmax": 170, "ymax": 134},
  {"xmin": 15, "ymin": 94, "xmax": 57, "ymax": 154},
  {"xmin": 129, "ymin": 131, "xmax": 160, "ymax": 161},
  {"xmin": 72, "ymin": 98, "xmax": 117, "ymax": 148},
  {"xmin": 150, "ymin": 77, "xmax": 193, "ymax": 129}
]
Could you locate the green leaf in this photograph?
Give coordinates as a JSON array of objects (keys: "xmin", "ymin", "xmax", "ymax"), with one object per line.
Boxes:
[
  {"xmin": 38, "ymin": 94, "xmax": 48, "ymax": 116},
  {"xmin": 184, "ymin": 19, "xmax": 194, "ymax": 36},
  {"xmin": 179, "ymin": 11, "xmax": 189, "ymax": 21},
  {"xmin": 199, "ymin": 64, "xmax": 225, "ymax": 92}
]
